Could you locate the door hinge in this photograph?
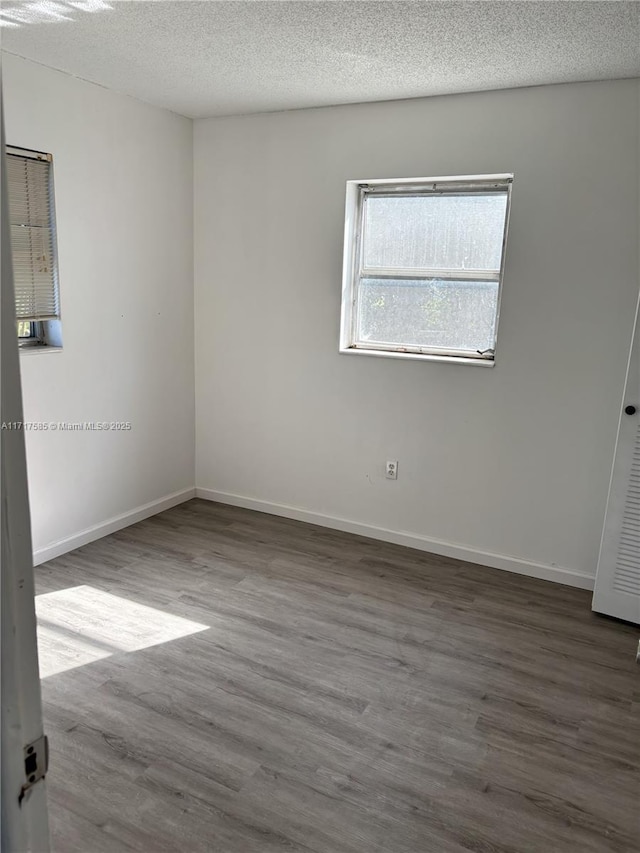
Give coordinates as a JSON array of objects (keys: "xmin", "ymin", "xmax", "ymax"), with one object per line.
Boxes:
[{"xmin": 19, "ymin": 734, "xmax": 48, "ymax": 805}]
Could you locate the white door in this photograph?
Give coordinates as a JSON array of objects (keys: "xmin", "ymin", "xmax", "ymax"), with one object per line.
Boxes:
[
  {"xmin": 592, "ymin": 297, "xmax": 640, "ymax": 624},
  {"xmin": 1, "ymin": 76, "xmax": 51, "ymax": 850}
]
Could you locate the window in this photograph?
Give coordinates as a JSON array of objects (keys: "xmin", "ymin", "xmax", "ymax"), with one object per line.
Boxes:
[
  {"xmin": 6, "ymin": 145, "xmax": 62, "ymax": 348},
  {"xmin": 340, "ymin": 174, "xmax": 512, "ymax": 365}
]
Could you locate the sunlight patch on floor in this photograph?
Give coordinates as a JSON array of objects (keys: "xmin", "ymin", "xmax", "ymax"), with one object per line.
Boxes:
[{"xmin": 36, "ymin": 585, "xmax": 209, "ymax": 678}]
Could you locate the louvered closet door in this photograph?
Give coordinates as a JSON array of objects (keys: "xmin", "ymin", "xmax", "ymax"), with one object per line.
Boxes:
[{"xmin": 592, "ymin": 301, "xmax": 640, "ymax": 624}]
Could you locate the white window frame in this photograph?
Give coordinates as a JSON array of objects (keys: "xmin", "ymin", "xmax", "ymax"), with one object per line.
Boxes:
[{"xmin": 339, "ymin": 173, "xmax": 513, "ymax": 366}]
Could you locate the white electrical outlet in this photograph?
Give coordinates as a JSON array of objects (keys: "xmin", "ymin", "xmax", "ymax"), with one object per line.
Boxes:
[{"xmin": 385, "ymin": 460, "xmax": 398, "ymax": 480}]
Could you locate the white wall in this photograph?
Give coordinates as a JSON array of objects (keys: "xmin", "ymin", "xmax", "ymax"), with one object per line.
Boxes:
[
  {"xmin": 194, "ymin": 79, "xmax": 639, "ymax": 587},
  {"xmin": 5, "ymin": 63, "xmax": 638, "ymax": 585},
  {"xmin": 4, "ymin": 54, "xmax": 195, "ymax": 558}
]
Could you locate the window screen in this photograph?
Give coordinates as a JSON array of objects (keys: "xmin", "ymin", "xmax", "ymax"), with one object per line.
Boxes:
[{"xmin": 340, "ymin": 175, "xmax": 512, "ymax": 364}]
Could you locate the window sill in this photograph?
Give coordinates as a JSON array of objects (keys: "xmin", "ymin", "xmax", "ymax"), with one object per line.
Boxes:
[
  {"xmin": 19, "ymin": 346, "xmax": 63, "ymax": 355},
  {"xmin": 339, "ymin": 346, "xmax": 495, "ymax": 367}
]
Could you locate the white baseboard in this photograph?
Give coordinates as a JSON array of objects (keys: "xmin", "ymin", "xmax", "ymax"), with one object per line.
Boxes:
[
  {"xmin": 195, "ymin": 488, "xmax": 594, "ymax": 591},
  {"xmin": 33, "ymin": 487, "xmax": 196, "ymax": 566}
]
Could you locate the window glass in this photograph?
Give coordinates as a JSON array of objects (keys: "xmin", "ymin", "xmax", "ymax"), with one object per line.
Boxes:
[
  {"xmin": 363, "ymin": 193, "xmax": 508, "ymax": 271},
  {"xmin": 357, "ymin": 278, "xmax": 499, "ymax": 353}
]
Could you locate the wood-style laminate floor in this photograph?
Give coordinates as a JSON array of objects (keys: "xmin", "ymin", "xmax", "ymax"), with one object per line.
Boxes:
[{"xmin": 36, "ymin": 499, "xmax": 640, "ymax": 853}]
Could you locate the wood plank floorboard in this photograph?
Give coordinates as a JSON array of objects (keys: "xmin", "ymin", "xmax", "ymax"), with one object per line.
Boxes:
[{"xmin": 35, "ymin": 499, "xmax": 640, "ymax": 852}]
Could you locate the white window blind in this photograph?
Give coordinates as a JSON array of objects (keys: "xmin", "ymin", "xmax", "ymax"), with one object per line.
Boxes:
[{"xmin": 6, "ymin": 147, "xmax": 60, "ymax": 322}]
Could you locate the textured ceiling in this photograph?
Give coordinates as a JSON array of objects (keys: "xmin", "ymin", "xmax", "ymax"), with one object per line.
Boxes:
[{"xmin": 1, "ymin": 0, "xmax": 639, "ymax": 118}]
